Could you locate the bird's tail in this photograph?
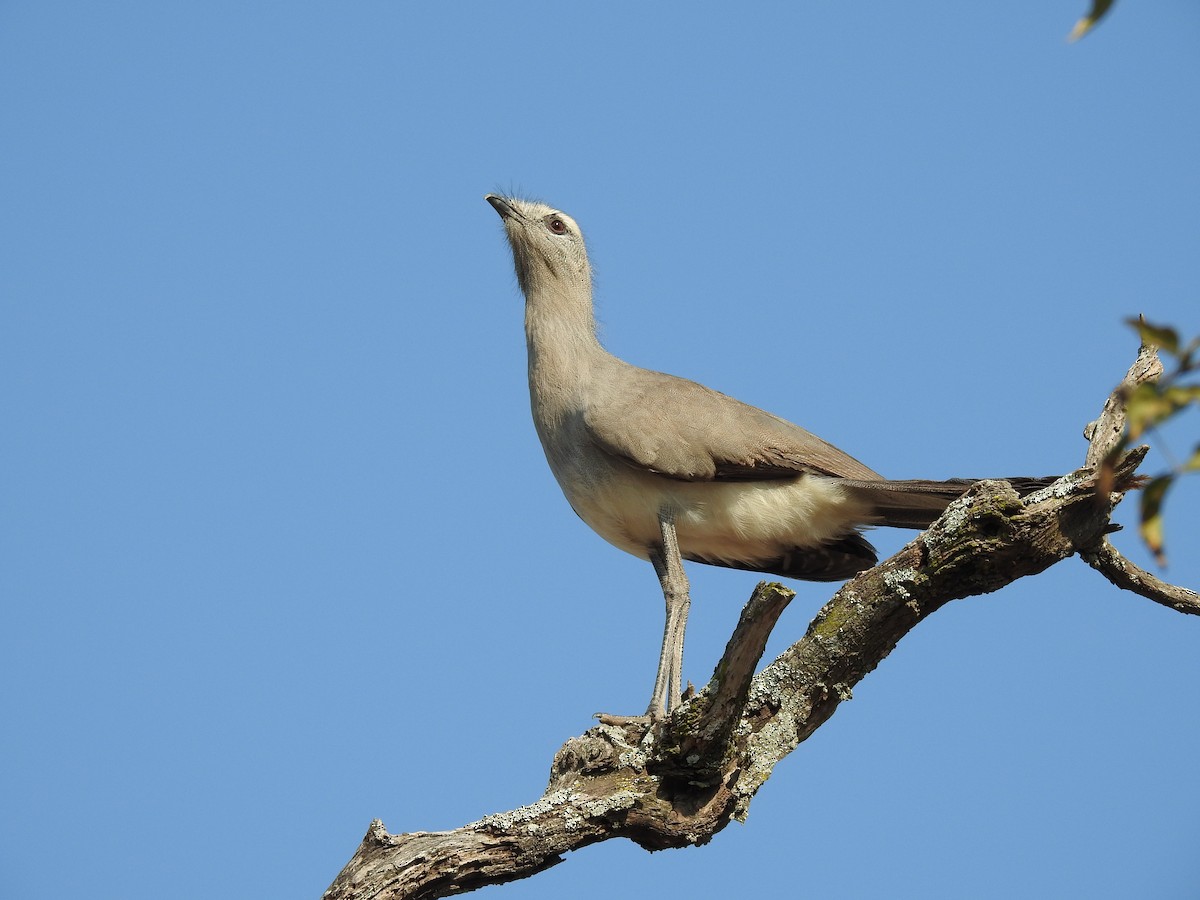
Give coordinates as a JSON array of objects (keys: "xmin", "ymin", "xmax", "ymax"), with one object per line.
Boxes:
[{"xmin": 842, "ymin": 476, "xmax": 1059, "ymax": 530}]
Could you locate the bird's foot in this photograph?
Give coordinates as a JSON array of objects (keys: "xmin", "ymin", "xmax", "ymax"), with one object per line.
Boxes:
[{"xmin": 594, "ymin": 682, "xmax": 697, "ymax": 726}]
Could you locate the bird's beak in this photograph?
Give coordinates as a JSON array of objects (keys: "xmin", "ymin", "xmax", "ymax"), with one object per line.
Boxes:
[{"xmin": 485, "ymin": 194, "xmax": 520, "ymax": 221}]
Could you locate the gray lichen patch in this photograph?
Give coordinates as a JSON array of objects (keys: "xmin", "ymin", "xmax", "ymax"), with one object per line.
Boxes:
[
  {"xmin": 469, "ymin": 790, "xmax": 578, "ymax": 831},
  {"xmin": 880, "ymin": 566, "xmax": 919, "ymax": 599}
]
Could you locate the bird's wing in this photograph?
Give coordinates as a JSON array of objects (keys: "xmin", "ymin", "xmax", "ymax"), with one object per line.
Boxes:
[{"xmin": 583, "ymin": 366, "xmax": 883, "ymax": 482}]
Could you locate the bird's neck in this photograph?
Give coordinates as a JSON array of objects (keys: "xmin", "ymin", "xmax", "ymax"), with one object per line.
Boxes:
[{"xmin": 524, "ymin": 281, "xmax": 606, "ymax": 424}]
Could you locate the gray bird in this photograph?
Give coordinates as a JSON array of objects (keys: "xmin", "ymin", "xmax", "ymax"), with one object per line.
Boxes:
[{"xmin": 486, "ymin": 194, "xmax": 1051, "ymax": 721}]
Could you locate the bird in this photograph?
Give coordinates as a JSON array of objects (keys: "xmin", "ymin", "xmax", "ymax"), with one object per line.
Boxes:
[{"xmin": 485, "ymin": 193, "xmax": 1053, "ymax": 721}]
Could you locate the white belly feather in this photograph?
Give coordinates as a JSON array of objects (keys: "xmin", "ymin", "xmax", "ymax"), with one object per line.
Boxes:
[{"xmin": 555, "ymin": 462, "xmax": 872, "ymax": 568}]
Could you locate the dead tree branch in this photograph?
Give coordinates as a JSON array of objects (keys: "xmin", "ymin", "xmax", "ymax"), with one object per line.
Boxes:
[
  {"xmin": 324, "ymin": 345, "xmax": 1194, "ymax": 900},
  {"xmin": 1081, "ymin": 538, "xmax": 1200, "ymax": 614}
]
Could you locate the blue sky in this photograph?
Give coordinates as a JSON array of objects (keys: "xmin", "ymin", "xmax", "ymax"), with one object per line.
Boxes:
[{"xmin": 3, "ymin": 3, "xmax": 1198, "ymax": 898}]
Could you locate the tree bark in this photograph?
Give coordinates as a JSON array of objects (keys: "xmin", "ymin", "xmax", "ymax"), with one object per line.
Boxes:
[{"xmin": 324, "ymin": 345, "xmax": 1194, "ymax": 900}]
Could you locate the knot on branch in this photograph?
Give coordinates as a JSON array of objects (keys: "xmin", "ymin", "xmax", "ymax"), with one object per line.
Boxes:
[
  {"xmin": 547, "ymin": 727, "xmax": 646, "ymax": 791},
  {"xmin": 918, "ymin": 480, "xmax": 1055, "ymax": 594}
]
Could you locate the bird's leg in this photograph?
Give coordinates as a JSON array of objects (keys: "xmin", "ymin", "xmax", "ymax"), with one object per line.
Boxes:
[
  {"xmin": 595, "ymin": 512, "xmax": 692, "ymax": 726},
  {"xmin": 646, "ymin": 509, "xmax": 691, "ymax": 718},
  {"xmin": 646, "ymin": 550, "xmax": 673, "ymax": 720}
]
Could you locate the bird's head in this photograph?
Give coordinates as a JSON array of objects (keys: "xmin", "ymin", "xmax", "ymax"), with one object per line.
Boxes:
[{"xmin": 486, "ymin": 195, "xmax": 591, "ymax": 296}]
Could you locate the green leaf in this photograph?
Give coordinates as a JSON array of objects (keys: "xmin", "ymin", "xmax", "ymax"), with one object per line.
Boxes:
[
  {"xmin": 1123, "ymin": 383, "xmax": 1173, "ymax": 440},
  {"xmin": 1185, "ymin": 445, "xmax": 1200, "ymax": 473},
  {"xmin": 1162, "ymin": 385, "xmax": 1200, "ymax": 407},
  {"xmin": 1125, "ymin": 316, "xmax": 1180, "ymax": 356},
  {"xmin": 1123, "ymin": 382, "xmax": 1198, "ymax": 441},
  {"xmin": 1068, "ymin": 0, "xmax": 1116, "ymax": 42},
  {"xmin": 1138, "ymin": 475, "xmax": 1172, "ymax": 566}
]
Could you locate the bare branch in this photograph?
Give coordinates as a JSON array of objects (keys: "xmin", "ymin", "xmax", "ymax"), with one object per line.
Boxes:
[
  {"xmin": 325, "ymin": 465, "xmax": 1138, "ymax": 899},
  {"xmin": 325, "ymin": 346, "xmax": 1178, "ymax": 900},
  {"xmin": 1081, "ymin": 538, "xmax": 1200, "ymax": 614},
  {"xmin": 656, "ymin": 581, "xmax": 794, "ymax": 784},
  {"xmin": 1084, "ymin": 341, "xmax": 1162, "ymax": 469},
  {"xmin": 732, "ymin": 453, "xmax": 1146, "ymax": 815},
  {"xmin": 1079, "ymin": 340, "xmax": 1198, "ymax": 611}
]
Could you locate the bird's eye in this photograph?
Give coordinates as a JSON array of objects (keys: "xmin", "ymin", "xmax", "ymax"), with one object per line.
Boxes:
[{"xmin": 547, "ymin": 217, "xmax": 568, "ymax": 235}]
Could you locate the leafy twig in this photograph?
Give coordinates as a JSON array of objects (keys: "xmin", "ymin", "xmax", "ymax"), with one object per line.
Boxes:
[{"xmin": 1106, "ymin": 318, "xmax": 1200, "ymax": 564}]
